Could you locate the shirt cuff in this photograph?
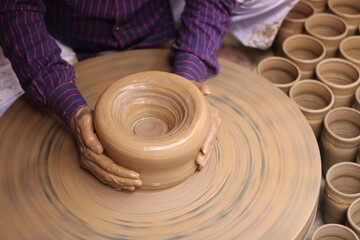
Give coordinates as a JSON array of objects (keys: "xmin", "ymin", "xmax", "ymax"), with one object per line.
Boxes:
[
  {"xmin": 172, "ymin": 52, "xmax": 206, "ymax": 82},
  {"xmin": 47, "ymin": 82, "xmax": 87, "ymax": 124}
]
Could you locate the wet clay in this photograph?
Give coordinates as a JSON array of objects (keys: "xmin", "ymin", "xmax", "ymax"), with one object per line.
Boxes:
[
  {"xmin": 94, "ymin": 71, "xmax": 211, "ymax": 189},
  {"xmin": 0, "ymin": 49, "xmax": 321, "ymax": 239}
]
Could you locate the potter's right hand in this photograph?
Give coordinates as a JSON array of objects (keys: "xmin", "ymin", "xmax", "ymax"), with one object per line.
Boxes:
[{"xmin": 69, "ymin": 106, "xmax": 142, "ymax": 191}]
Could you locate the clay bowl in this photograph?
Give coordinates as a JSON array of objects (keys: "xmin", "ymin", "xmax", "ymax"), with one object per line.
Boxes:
[
  {"xmin": 289, "ymin": 80, "xmax": 334, "ymax": 139},
  {"xmin": 312, "ymin": 224, "xmax": 359, "ymax": 240},
  {"xmin": 304, "ymin": 0, "xmax": 327, "ymax": 13},
  {"xmin": 348, "ymin": 197, "xmax": 360, "ymax": 238},
  {"xmin": 328, "ymin": 0, "xmax": 360, "ymax": 35},
  {"xmin": 354, "ymin": 86, "xmax": 360, "ymax": 111},
  {"xmin": 320, "ymin": 107, "xmax": 360, "ymax": 175},
  {"xmin": 305, "ymin": 13, "xmax": 348, "ymax": 58},
  {"xmin": 323, "ymin": 162, "xmax": 360, "ymax": 224},
  {"xmin": 257, "ymin": 56, "xmax": 301, "ymax": 94},
  {"xmin": 94, "ymin": 71, "xmax": 212, "ymax": 189},
  {"xmin": 283, "ymin": 34, "xmax": 326, "ymax": 79},
  {"xmin": 276, "ymin": 1, "xmax": 315, "ymax": 47},
  {"xmin": 316, "ymin": 58, "xmax": 360, "ymax": 107},
  {"xmin": 339, "ymin": 36, "xmax": 360, "ymax": 70}
]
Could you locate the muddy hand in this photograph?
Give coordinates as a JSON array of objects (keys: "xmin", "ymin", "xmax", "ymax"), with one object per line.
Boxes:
[
  {"xmin": 191, "ymin": 81, "xmax": 221, "ymax": 170},
  {"xmin": 69, "ymin": 106, "xmax": 142, "ymax": 191}
]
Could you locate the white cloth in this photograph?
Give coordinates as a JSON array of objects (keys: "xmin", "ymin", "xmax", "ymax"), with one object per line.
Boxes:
[{"xmin": 230, "ymin": 0, "xmax": 299, "ymax": 50}]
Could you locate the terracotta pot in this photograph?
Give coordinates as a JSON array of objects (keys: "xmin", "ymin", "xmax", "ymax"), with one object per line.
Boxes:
[
  {"xmin": 323, "ymin": 162, "xmax": 360, "ymax": 224},
  {"xmin": 320, "ymin": 107, "xmax": 360, "ymax": 175},
  {"xmin": 354, "ymin": 86, "xmax": 360, "ymax": 111},
  {"xmin": 339, "ymin": 36, "xmax": 360, "ymax": 70},
  {"xmin": 347, "ymin": 197, "xmax": 360, "ymax": 238},
  {"xmin": 328, "ymin": 0, "xmax": 360, "ymax": 35},
  {"xmin": 305, "ymin": 13, "xmax": 348, "ymax": 58},
  {"xmin": 283, "ymin": 34, "xmax": 326, "ymax": 79},
  {"xmin": 312, "ymin": 224, "xmax": 359, "ymax": 240},
  {"xmin": 289, "ymin": 80, "xmax": 334, "ymax": 139},
  {"xmin": 304, "ymin": 0, "xmax": 327, "ymax": 13},
  {"xmin": 316, "ymin": 58, "xmax": 360, "ymax": 107},
  {"xmin": 276, "ymin": 1, "xmax": 315, "ymax": 48},
  {"xmin": 257, "ymin": 56, "xmax": 301, "ymax": 94},
  {"xmin": 94, "ymin": 71, "xmax": 212, "ymax": 189}
]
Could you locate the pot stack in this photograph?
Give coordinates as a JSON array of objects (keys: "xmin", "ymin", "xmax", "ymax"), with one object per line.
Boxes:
[{"xmin": 256, "ymin": 0, "xmax": 360, "ymax": 238}]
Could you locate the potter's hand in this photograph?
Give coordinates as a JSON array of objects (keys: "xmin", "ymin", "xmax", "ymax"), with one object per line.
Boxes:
[
  {"xmin": 191, "ymin": 81, "xmax": 221, "ymax": 170},
  {"xmin": 69, "ymin": 106, "xmax": 142, "ymax": 191}
]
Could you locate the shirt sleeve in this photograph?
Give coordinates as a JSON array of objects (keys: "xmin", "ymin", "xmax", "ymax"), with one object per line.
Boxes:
[
  {"xmin": 0, "ymin": 0, "xmax": 87, "ymax": 124},
  {"xmin": 172, "ymin": 0, "xmax": 235, "ymax": 82}
]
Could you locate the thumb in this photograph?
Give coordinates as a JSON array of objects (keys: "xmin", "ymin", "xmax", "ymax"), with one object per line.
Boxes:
[{"xmin": 76, "ymin": 107, "xmax": 104, "ymax": 154}]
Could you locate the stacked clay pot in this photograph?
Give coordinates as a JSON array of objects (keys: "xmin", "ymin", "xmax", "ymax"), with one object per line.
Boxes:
[
  {"xmin": 257, "ymin": 1, "xmax": 360, "ymax": 237},
  {"xmin": 94, "ymin": 71, "xmax": 212, "ymax": 189}
]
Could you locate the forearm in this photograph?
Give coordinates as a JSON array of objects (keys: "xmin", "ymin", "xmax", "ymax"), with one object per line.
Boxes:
[
  {"xmin": 172, "ymin": 0, "xmax": 235, "ymax": 82},
  {"xmin": 0, "ymin": 0, "xmax": 87, "ymax": 123}
]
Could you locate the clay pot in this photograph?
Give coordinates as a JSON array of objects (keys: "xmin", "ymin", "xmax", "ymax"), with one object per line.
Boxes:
[
  {"xmin": 312, "ymin": 224, "xmax": 359, "ymax": 240},
  {"xmin": 316, "ymin": 58, "xmax": 360, "ymax": 107},
  {"xmin": 305, "ymin": 13, "xmax": 348, "ymax": 58},
  {"xmin": 304, "ymin": 0, "xmax": 327, "ymax": 13},
  {"xmin": 289, "ymin": 80, "xmax": 334, "ymax": 139},
  {"xmin": 94, "ymin": 71, "xmax": 212, "ymax": 189},
  {"xmin": 323, "ymin": 162, "xmax": 360, "ymax": 224},
  {"xmin": 328, "ymin": 0, "xmax": 360, "ymax": 36},
  {"xmin": 354, "ymin": 87, "xmax": 360, "ymax": 111},
  {"xmin": 257, "ymin": 57, "xmax": 301, "ymax": 94},
  {"xmin": 276, "ymin": 1, "xmax": 315, "ymax": 48},
  {"xmin": 283, "ymin": 34, "xmax": 326, "ymax": 79},
  {"xmin": 339, "ymin": 36, "xmax": 360, "ymax": 70},
  {"xmin": 320, "ymin": 107, "xmax": 360, "ymax": 175},
  {"xmin": 347, "ymin": 197, "xmax": 360, "ymax": 238}
]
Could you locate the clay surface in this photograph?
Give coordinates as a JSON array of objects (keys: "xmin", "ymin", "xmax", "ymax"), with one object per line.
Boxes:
[{"xmin": 0, "ymin": 49, "xmax": 321, "ymax": 239}]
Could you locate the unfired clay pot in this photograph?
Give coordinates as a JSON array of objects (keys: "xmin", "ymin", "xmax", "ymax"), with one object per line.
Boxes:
[
  {"xmin": 289, "ymin": 80, "xmax": 334, "ymax": 139},
  {"xmin": 316, "ymin": 58, "xmax": 360, "ymax": 107},
  {"xmin": 354, "ymin": 87, "xmax": 360, "ymax": 111},
  {"xmin": 304, "ymin": 0, "xmax": 327, "ymax": 13},
  {"xmin": 323, "ymin": 162, "xmax": 360, "ymax": 224},
  {"xmin": 320, "ymin": 107, "xmax": 360, "ymax": 175},
  {"xmin": 276, "ymin": 1, "xmax": 315, "ymax": 47},
  {"xmin": 94, "ymin": 71, "xmax": 212, "ymax": 189},
  {"xmin": 283, "ymin": 34, "xmax": 326, "ymax": 79},
  {"xmin": 305, "ymin": 13, "xmax": 348, "ymax": 58},
  {"xmin": 312, "ymin": 224, "xmax": 359, "ymax": 240},
  {"xmin": 339, "ymin": 36, "xmax": 360, "ymax": 70},
  {"xmin": 347, "ymin": 197, "xmax": 360, "ymax": 238},
  {"xmin": 257, "ymin": 56, "xmax": 301, "ymax": 94},
  {"xmin": 328, "ymin": 0, "xmax": 360, "ymax": 35}
]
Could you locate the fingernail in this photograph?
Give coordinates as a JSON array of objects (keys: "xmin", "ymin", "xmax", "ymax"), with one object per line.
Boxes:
[{"xmin": 132, "ymin": 172, "xmax": 140, "ymax": 179}]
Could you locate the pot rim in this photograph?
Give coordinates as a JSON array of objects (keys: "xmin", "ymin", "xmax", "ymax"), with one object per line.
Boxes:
[
  {"xmin": 328, "ymin": 0, "xmax": 360, "ymax": 18},
  {"xmin": 347, "ymin": 197, "xmax": 360, "ymax": 233},
  {"xmin": 326, "ymin": 162, "xmax": 360, "ymax": 199},
  {"xmin": 323, "ymin": 107, "xmax": 360, "ymax": 143},
  {"xmin": 257, "ymin": 56, "xmax": 301, "ymax": 88},
  {"xmin": 339, "ymin": 36, "xmax": 360, "ymax": 65},
  {"xmin": 285, "ymin": 1, "xmax": 315, "ymax": 23},
  {"xmin": 283, "ymin": 34, "xmax": 326, "ymax": 64},
  {"xmin": 312, "ymin": 223, "xmax": 359, "ymax": 240},
  {"xmin": 289, "ymin": 80, "xmax": 335, "ymax": 113},
  {"xmin": 316, "ymin": 58, "xmax": 360, "ymax": 89},
  {"xmin": 305, "ymin": 13, "xmax": 349, "ymax": 40},
  {"xmin": 356, "ymin": 86, "xmax": 360, "ymax": 103}
]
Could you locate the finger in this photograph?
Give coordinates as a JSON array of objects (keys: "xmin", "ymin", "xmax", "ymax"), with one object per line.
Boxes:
[
  {"xmin": 86, "ymin": 150, "xmax": 141, "ymax": 181},
  {"xmin": 191, "ymin": 81, "xmax": 211, "ymax": 95},
  {"xmin": 196, "ymin": 143, "xmax": 215, "ymax": 171},
  {"xmin": 76, "ymin": 108, "xmax": 104, "ymax": 154},
  {"xmin": 81, "ymin": 159, "xmax": 142, "ymax": 189},
  {"xmin": 201, "ymin": 106, "xmax": 220, "ymax": 155}
]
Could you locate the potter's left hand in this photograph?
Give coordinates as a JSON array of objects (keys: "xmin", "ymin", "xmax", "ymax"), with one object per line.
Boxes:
[{"xmin": 191, "ymin": 81, "xmax": 221, "ymax": 170}]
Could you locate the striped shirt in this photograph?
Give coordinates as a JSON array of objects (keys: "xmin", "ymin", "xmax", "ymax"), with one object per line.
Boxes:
[{"xmin": 0, "ymin": 0, "xmax": 234, "ymax": 124}]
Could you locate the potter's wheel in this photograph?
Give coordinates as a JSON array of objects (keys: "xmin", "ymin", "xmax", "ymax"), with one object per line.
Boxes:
[{"xmin": 0, "ymin": 49, "xmax": 321, "ymax": 239}]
